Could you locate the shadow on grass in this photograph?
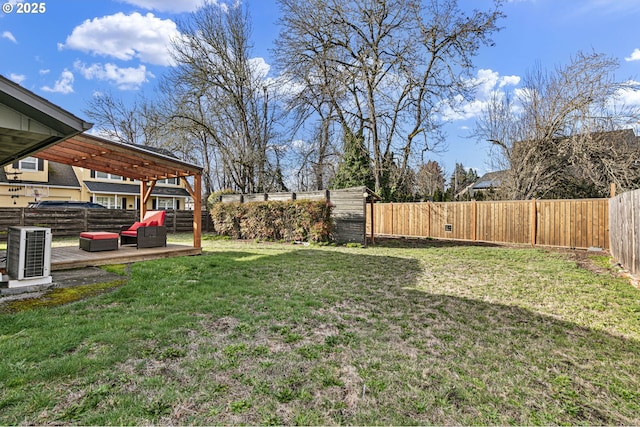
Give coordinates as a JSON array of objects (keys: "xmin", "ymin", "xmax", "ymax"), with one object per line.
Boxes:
[
  {"xmin": 0, "ymin": 247, "xmax": 638, "ymax": 425},
  {"xmin": 370, "ymin": 236, "xmax": 505, "ymax": 249}
]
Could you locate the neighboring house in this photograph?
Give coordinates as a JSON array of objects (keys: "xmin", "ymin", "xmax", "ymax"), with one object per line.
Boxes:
[
  {"xmin": 1, "ymin": 156, "xmax": 192, "ymax": 209},
  {"xmin": 0, "ymin": 157, "xmax": 81, "ymax": 206},
  {"xmin": 470, "ymin": 170, "xmax": 506, "ymax": 198},
  {"xmin": 452, "ymin": 170, "xmax": 507, "ymax": 200}
]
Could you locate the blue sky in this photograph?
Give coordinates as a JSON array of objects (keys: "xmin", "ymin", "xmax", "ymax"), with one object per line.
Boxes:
[{"xmin": 1, "ymin": 0, "xmax": 640, "ymax": 179}]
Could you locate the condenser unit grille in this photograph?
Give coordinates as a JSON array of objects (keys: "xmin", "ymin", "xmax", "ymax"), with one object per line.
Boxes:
[
  {"xmin": 7, "ymin": 226, "xmax": 52, "ymax": 281},
  {"xmin": 24, "ymin": 230, "xmax": 47, "ymax": 277}
]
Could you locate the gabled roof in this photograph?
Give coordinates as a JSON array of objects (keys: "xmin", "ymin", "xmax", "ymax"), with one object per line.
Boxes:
[
  {"xmin": 0, "ymin": 161, "xmax": 81, "ymax": 188},
  {"xmin": 473, "ymin": 170, "xmax": 507, "ymax": 190},
  {"xmin": 0, "ymin": 75, "xmax": 92, "ymax": 167}
]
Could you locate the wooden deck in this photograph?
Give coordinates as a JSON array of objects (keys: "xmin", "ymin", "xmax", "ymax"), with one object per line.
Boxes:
[
  {"xmin": 1, "ymin": 244, "xmax": 202, "ymax": 274},
  {"xmin": 49, "ymin": 244, "xmax": 202, "ymax": 270}
]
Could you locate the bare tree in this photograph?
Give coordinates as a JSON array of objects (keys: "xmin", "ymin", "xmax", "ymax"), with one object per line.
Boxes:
[
  {"xmin": 275, "ymin": 2, "xmax": 348, "ymax": 191},
  {"xmin": 84, "ymin": 91, "xmax": 163, "ymax": 146},
  {"xmin": 276, "ymin": 0, "xmax": 503, "ymax": 199},
  {"xmin": 477, "ymin": 51, "xmax": 640, "ymax": 199},
  {"xmin": 163, "ymin": 1, "xmax": 284, "ymax": 194},
  {"xmin": 415, "ymin": 160, "xmax": 446, "ymax": 199}
]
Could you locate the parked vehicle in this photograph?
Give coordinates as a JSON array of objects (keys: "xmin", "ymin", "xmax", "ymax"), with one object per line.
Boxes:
[{"xmin": 27, "ymin": 201, "xmax": 107, "ymax": 209}]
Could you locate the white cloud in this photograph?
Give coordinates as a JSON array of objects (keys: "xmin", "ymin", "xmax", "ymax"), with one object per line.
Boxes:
[
  {"xmin": 74, "ymin": 61, "xmax": 153, "ymax": 90},
  {"xmin": 2, "ymin": 31, "xmax": 17, "ymax": 43},
  {"xmin": 39, "ymin": 69, "xmax": 50, "ymax": 75},
  {"xmin": 249, "ymin": 57, "xmax": 271, "ymax": 80},
  {"xmin": 59, "ymin": 12, "xmax": 179, "ymax": 66},
  {"xmin": 614, "ymin": 80, "xmax": 640, "ymax": 107},
  {"xmin": 116, "ymin": 0, "xmax": 205, "ymax": 13},
  {"xmin": 471, "ymin": 69, "xmax": 520, "ymax": 98},
  {"xmin": 625, "ymin": 48, "xmax": 640, "ymax": 62},
  {"xmin": 41, "ymin": 70, "xmax": 74, "ymax": 94},
  {"xmin": 9, "ymin": 73, "xmax": 26, "ymax": 84},
  {"xmin": 499, "ymin": 75, "xmax": 521, "ymax": 87},
  {"xmin": 440, "ymin": 69, "xmax": 521, "ymax": 121}
]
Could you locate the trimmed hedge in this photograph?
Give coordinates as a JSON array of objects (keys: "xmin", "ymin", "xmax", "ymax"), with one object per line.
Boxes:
[{"xmin": 209, "ymin": 199, "xmax": 333, "ymax": 242}]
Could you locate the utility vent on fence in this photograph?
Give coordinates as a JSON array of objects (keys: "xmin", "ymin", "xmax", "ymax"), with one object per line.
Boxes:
[{"xmin": 445, "ymin": 224, "xmax": 453, "ymax": 232}]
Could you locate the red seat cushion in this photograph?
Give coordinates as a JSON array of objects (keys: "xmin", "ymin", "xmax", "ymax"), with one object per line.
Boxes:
[
  {"xmin": 148, "ymin": 220, "xmax": 158, "ymax": 226},
  {"xmin": 128, "ymin": 221, "xmax": 145, "ymax": 231},
  {"xmin": 80, "ymin": 232, "xmax": 119, "ymax": 240},
  {"xmin": 141, "ymin": 210, "xmax": 166, "ymax": 227},
  {"xmin": 120, "ymin": 230, "xmax": 138, "ymax": 237}
]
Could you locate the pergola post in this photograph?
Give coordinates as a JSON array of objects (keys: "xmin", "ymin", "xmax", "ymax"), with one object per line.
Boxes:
[
  {"xmin": 193, "ymin": 174, "xmax": 202, "ymax": 248},
  {"xmin": 180, "ymin": 174, "xmax": 202, "ymax": 248},
  {"xmin": 139, "ymin": 180, "xmax": 157, "ymax": 221},
  {"xmin": 140, "ymin": 181, "xmax": 148, "ymax": 220}
]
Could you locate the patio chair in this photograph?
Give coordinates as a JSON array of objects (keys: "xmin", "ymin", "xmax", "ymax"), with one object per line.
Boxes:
[{"xmin": 120, "ymin": 210, "xmax": 167, "ymax": 249}]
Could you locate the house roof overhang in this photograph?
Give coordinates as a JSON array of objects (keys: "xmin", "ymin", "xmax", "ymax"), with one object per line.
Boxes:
[{"xmin": 0, "ymin": 75, "xmax": 93, "ymax": 167}]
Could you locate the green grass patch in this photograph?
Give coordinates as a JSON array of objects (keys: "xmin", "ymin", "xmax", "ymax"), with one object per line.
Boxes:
[
  {"xmin": 0, "ymin": 237, "xmax": 639, "ymax": 425},
  {"xmin": 100, "ymin": 264, "xmax": 129, "ymax": 276}
]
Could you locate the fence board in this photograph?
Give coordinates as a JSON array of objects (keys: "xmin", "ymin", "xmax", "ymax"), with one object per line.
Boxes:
[
  {"xmin": 368, "ymin": 198, "xmax": 609, "ymax": 249},
  {"xmin": 609, "ymin": 189, "xmax": 640, "ymax": 275}
]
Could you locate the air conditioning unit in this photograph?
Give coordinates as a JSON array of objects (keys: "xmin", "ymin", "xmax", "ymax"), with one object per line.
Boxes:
[{"xmin": 5, "ymin": 226, "xmax": 52, "ymax": 288}]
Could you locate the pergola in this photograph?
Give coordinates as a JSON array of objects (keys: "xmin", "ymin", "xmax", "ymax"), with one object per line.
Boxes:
[
  {"xmin": 0, "ymin": 75, "xmax": 204, "ymax": 248},
  {"xmin": 34, "ymin": 133, "xmax": 204, "ymax": 247}
]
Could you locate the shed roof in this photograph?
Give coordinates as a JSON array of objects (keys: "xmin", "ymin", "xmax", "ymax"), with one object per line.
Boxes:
[{"xmin": 330, "ymin": 186, "xmax": 382, "ymax": 202}]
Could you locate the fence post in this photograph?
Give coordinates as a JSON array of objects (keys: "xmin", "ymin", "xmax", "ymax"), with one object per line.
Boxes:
[
  {"xmin": 610, "ymin": 182, "xmax": 616, "ymax": 198},
  {"xmin": 472, "ymin": 199, "xmax": 477, "ymax": 241},
  {"xmin": 390, "ymin": 202, "xmax": 394, "ymax": 236},
  {"xmin": 173, "ymin": 210, "xmax": 177, "ymax": 233},
  {"xmin": 426, "ymin": 202, "xmax": 431, "ymax": 238},
  {"xmin": 530, "ymin": 198, "xmax": 537, "ymax": 247}
]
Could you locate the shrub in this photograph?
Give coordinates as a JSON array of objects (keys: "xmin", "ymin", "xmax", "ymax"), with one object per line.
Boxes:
[{"xmin": 210, "ymin": 200, "xmax": 333, "ymax": 242}]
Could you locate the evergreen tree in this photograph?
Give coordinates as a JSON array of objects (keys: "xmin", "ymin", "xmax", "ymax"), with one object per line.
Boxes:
[
  {"xmin": 331, "ymin": 127, "xmax": 375, "ymax": 190},
  {"xmin": 448, "ymin": 163, "xmax": 479, "ymax": 200}
]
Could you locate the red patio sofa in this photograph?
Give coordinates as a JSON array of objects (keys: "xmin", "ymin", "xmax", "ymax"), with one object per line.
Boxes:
[{"xmin": 120, "ymin": 210, "xmax": 167, "ymax": 249}]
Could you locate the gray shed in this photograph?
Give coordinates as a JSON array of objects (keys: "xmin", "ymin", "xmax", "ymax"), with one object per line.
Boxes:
[{"xmin": 328, "ymin": 187, "xmax": 380, "ymax": 245}]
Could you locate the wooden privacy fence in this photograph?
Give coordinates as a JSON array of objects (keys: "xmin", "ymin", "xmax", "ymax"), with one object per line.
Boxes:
[
  {"xmin": 367, "ymin": 198, "xmax": 610, "ymax": 249},
  {"xmin": 0, "ymin": 208, "xmax": 213, "ymax": 241},
  {"xmin": 609, "ymin": 189, "xmax": 640, "ymax": 275}
]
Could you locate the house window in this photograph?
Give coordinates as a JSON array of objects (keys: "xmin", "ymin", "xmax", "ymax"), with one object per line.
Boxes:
[
  {"xmin": 19, "ymin": 157, "xmax": 38, "ymax": 171},
  {"xmin": 157, "ymin": 177, "xmax": 178, "ymax": 185},
  {"xmin": 95, "ymin": 171, "xmax": 123, "ymax": 180},
  {"xmin": 156, "ymin": 198, "xmax": 175, "ymax": 210},
  {"xmin": 95, "ymin": 196, "xmax": 117, "ymax": 209}
]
